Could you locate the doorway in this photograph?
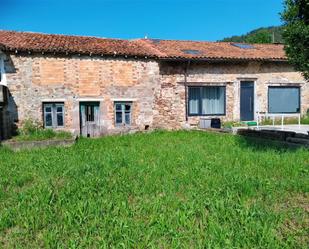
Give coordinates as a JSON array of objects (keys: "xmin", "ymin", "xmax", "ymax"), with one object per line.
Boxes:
[
  {"xmin": 80, "ymin": 102, "xmax": 100, "ymax": 137},
  {"xmin": 240, "ymin": 81, "xmax": 254, "ymax": 121}
]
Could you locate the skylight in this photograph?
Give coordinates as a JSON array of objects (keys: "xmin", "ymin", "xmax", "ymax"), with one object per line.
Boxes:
[
  {"xmin": 231, "ymin": 43, "xmax": 255, "ymax": 49},
  {"xmin": 181, "ymin": 49, "xmax": 202, "ymax": 55},
  {"xmin": 150, "ymin": 39, "xmax": 161, "ymax": 44}
]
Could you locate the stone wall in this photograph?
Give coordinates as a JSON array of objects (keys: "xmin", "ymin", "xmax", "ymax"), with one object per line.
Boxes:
[
  {"xmin": 4, "ymin": 53, "xmax": 160, "ymax": 136},
  {"xmin": 2, "ymin": 53, "xmax": 308, "ymax": 137},
  {"xmin": 153, "ymin": 61, "xmax": 308, "ymax": 129}
]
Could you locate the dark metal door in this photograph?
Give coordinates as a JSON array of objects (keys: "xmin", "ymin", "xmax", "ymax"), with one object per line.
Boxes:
[
  {"xmin": 240, "ymin": 82, "xmax": 254, "ymax": 121},
  {"xmin": 80, "ymin": 102, "xmax": 100, "ymax": 137}
]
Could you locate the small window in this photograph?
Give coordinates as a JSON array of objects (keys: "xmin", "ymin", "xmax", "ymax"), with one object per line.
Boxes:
[
  {"xmin": 0, "ymin": 58, "xmax": 3, "ymax": 83},
  {"xmin": 268, "ymin": 86, "xmax": 300, "ymax": 113},
  {"xmin": 188, "ymin": 86, "xmax": 226, "ymax": 116},
  {"xmin": 114, "ymin": 102, "xmax": 132, "ymax": 126},
  {"xmin": 0, "ymin": 86, "xmax": 6, "ymax": 105},
  {"xmin": 85, "ymin": 105, "xmax": 95, "ymax": 122},
  {"xmin": 182, "ymin": 49, "xmax": 202, "ymax": 55},
  {"xmin": 231, "ymin": 43, "xmax": 255, "ymax": 49},
  {"xmin": 43, "ymin": 103, "xmax": 65, "ymax": 128}
]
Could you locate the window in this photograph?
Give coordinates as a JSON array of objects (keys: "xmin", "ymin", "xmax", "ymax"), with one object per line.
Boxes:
[
  {"xmin": 43, "ymin": 103, "xmax": 64, "ymax": 128},
  {"xmin": 0, "ymin": 86, "xmax": 6, "ymax": 105},
  {"xmin": 231, "ymin": 43, "xmax": 255, "ymax": 49},
  {"xmin": 0, "ymin": 57, "xmax": 3, "ymax": 83},
  {"xmin": 85, "ymin": 105, "xmax": 95, "ymax": 122},
  {"xmin": 268, "ymin": 86, "xmax": 300, "ymax": 113},
  {"xmin": 188, "ymin": 86, "xmax": 226, "ymax": 115},
  {"xmin": 115, "ymin": 102, "xmax": 132, "ymax": 125}
]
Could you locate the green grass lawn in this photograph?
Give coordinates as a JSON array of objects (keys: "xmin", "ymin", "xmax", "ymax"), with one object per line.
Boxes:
[{"xmin": 0, "ymin": 131, "xmax": 308, "ymax": 248}]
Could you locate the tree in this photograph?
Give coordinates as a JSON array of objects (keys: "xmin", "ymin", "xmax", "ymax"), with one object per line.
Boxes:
[
  {"xmin": 219, "ymin": 26, "xmax": 283, "ymax": 43},
  {"xmin": 245, "ymin": 30, "xmax": 272, "ymax": 44},
  {"xmin": 282, "ymin": 0, "xmax": 309, "ymax": 81}
]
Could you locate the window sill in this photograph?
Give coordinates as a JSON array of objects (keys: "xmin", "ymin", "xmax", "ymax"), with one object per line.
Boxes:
[
  {"xmin": 115, "ymin": 124, "xmax": 132, "ymax": 128},
  {"xmin": 188, "ymin": 114, "xmax": 226, "ymax": 117}
]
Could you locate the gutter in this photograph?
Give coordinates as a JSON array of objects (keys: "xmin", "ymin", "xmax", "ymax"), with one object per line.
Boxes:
[
  {"xmin": 159, "ymin": 57, "xmax": 288, "ymax": 63},
  {"xmin": 2, "ymin": 47, "xmax": 159, "ymax": 60},
  {"xmin": 184, "ymin": 60, "xmax": 191, "ymax": 122}
]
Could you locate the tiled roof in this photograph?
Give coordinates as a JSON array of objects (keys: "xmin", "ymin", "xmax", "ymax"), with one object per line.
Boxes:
[
  {"xmin": 0, "ymin": 30, "xmax": 287, "ymax": 61},
  {"xmin": 141, "ymin": 39, "xmax": 287, "ymax": 61},
  {"xmin": 0, "ymin": 30, "xmax": 156, "ymax": 58}
]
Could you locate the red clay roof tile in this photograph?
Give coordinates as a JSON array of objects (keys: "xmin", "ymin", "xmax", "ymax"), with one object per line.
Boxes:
[
  {"xmin": 0, "ymin": 30, "xmax": 155, "ymax": 58},
  {"xmin": 0, "ymin": 30, "xmax": 287, "ymax": 61},
  {"xmin": 141, "ymin": 39, "xmax": 287, "ymax": 61}
]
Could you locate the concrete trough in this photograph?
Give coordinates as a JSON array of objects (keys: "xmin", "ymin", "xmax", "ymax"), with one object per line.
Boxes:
[{"xmin": 1, "ymin": 138, "xmax": 76, "ymax": 151}]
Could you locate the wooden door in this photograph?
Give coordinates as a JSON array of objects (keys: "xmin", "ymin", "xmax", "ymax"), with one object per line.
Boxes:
[{"xmin": 80, "ymin": 102, "xmax": 100, "ymax": 137}]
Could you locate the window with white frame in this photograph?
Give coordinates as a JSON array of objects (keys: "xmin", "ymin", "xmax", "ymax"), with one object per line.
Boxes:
[
  {"xmin": 188, "ymin": 86, "xmax": 226, "ymax": 115},
  {"xmin": 268, "ymin": 86, "xmax": 300, "ymax": 113},
  {"xmin": 0, "ymin": 86, "xmax": 5, "ymax": 105},
  {"xmin": 114, "ymin": 102, "xmax": 132, "ymax": 125},
  {"xmin": 0, "ymin": 57, "xmax": 3, "ymax": 83},
  {"xmin": 43, "ymin": 103, "xmax": 65, "ymax": 128},
  {"xmin": 0, "ymin": 56, "xmax": 7, "ymax": 105}
]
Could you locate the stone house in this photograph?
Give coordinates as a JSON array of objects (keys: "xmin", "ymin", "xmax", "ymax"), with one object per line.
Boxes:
[{"xmin": 0, "ymin": 30, "xmax": 307, "ymax": 139}]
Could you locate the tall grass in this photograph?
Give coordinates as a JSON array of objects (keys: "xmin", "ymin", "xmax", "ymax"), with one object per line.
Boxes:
[
  {"xmin": 260, "ymin": 116, "xmax": 309, "ymax": 126},
  {"xmin": 12, "ymin": 119, "xmax": 72, "ymax": 141},
  {"xmin": 0, "ymin": 131, "xmax": 308, "ymax": 248}
]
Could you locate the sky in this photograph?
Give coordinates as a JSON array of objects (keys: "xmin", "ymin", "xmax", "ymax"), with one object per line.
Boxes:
[{"xmin": 1, "ymin": 0, "xmax": 284, "ymax": 41}]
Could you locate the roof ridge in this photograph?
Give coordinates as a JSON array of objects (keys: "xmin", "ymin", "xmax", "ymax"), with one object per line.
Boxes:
[
  {"xmin": 0, "ymin": 30, "xmax": 128, "ymax": 42},
  {"xmin": 0, "ymin": 30, "xmax": 284, "ymax": 46},
  {"xmin": 142, "ymin": 38, "xmax": 282, "ymax": 46}
]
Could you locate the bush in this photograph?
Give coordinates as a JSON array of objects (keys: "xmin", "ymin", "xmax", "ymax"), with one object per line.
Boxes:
[
  {"xmin": 13, "ymin": 119, "xmax": 72, "ymax": 141},
  {"xmin": 19, "ymin": 119, "xmax": 42, "ymax": 136},
  {"xmin": 223, "ymin": 121, "xmax": 246, "ymax": 128}
]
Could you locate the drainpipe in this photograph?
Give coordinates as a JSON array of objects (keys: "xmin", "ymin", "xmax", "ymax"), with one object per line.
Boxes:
[{"xmin": 184, "ymin": 60, "xmax": 191, "ymax": 122}]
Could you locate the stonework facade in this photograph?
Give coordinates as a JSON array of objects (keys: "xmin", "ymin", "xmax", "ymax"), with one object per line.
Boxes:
[
  {"xmin": 2, "ymin": 53, "xmax": 160, "ymax": 137},
  {"xmin": 154, "ymin": 61, "xmax": 308, "ymax": 129},
  {"xmin": 0, "ymin": 52, "xmax": 308, "ymax": 139}
]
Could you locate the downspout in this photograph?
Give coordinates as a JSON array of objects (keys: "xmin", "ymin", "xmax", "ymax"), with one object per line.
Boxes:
[{"xmin": 184, "ymin": 60, "xmax": 191, "ymax": 122}]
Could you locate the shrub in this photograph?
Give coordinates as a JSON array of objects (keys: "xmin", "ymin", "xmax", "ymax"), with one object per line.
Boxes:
[
  {"xmin": 13, "ymin": 119, "xmax": 72, "ymax": 141},
  {"xmin": 19, "ymin": 119, "xmax": 42, "ymax": 136},
  {"xmin": 223, "ymin": 121, "xmax": 245, "ymax": 128}
]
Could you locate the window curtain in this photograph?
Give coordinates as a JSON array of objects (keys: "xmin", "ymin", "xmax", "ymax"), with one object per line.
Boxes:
[
  {"xmin": 201, "ymin": 87, "xmax": 225, "ymax": 115},
  {"xmin": 189, "ymin": 87, "xmax": 200, "ymax": 114}
]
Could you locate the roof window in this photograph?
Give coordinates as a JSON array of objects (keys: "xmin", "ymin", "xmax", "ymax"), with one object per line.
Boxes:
[
  {"xmin": 181, "ymin": 49, "xmax": 202, "ymax": 55},
  {"xmin": 231, "ymin": 43, "xmax": 255, "ymax": 49}
]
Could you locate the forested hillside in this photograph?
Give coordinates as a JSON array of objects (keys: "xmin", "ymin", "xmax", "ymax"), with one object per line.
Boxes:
[{"xmin": 219, "ymin": 26, "xmax": 283, "ymax": 44}]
